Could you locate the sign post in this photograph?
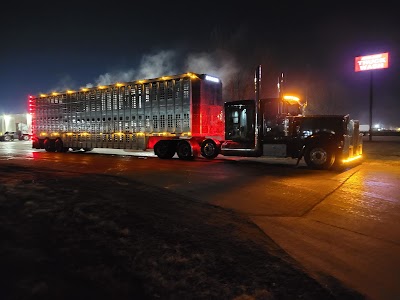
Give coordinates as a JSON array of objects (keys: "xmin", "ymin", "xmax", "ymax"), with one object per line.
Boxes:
[
  {"xmin": 355, "ymin": 52, "xmax": 389, "ymax": 141},
  {"xmin": 369, "ymin": 72, "xmax": 373, "ymax": 141}
]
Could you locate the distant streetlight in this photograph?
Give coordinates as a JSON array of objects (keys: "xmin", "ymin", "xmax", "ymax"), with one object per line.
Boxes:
[{"xmin": 354, "ymin": 52, "xmax": 389, "ymax": 141}]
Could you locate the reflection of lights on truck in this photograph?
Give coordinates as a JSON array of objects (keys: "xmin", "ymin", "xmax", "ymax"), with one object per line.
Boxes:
[{"xmin": 29, "ymin": 65, "xmax": 363, "ymax": 170}]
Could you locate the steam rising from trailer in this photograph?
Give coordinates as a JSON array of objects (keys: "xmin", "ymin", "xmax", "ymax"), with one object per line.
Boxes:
[{"xmin": 84, "ymin": 50, "xmax": 240, "ymax": 90}]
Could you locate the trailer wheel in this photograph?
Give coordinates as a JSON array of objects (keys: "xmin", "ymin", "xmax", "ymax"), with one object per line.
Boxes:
[
  {"xmin": 201, "ymin": 139, "xmax": 220, "ymax": 159},
  {"xmin": 177, "ymin": 141, "xmax": 194, "ymax": 160},
  {"xmin": 154, "ymin": 140, "xmax": 175, "ymax": 159},
  {"xmin": 304, "ymin": 144, "xmax": 335, "ymax": 170},
  {"xmin": 54, "ymin": 138, "xmax": 68, "ymax": 152},
  {"xmin": 44, "ymin": 138, "xmax": 56, "ymax": 152}
]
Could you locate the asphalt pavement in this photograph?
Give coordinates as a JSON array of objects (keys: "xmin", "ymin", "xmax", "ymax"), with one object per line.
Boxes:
[
  {"xmin": 253, "ymin": 136, "xmax": 400, "ymax": 300},
  {"xmin": 2, "ymin": 135, "xmax": 400, "ymax": 299},
  {"xmin": 105, "ymin": 136, "xmax": 400, "ymax": 300}
]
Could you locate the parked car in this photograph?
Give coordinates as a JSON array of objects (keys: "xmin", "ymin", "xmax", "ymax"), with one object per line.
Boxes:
[{"xmin": 0, "ymin": 131, "xmax": 30, "ymax": 141}]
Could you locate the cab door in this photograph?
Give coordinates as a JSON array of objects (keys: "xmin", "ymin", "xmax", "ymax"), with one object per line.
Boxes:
[{"xmin": 224, "ymin": 100, "xmax": 256, "ymax": 148}]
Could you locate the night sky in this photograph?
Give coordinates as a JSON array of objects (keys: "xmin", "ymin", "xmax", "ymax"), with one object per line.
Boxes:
[{"xmin": 1, "ymin": 2, "xmax": 399, "ymax": 127}]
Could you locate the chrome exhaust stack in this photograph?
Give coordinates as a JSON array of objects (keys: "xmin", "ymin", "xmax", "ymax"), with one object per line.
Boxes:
[{"xmin": 254, "ymin": 65, "xmax": 262, "ymax": 155}]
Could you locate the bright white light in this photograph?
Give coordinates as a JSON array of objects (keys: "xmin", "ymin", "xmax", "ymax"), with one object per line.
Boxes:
[
  {"xmin": 374, "ymin": 124, "xmax": 380, "ymax": 129},
  {"xmin": 205, "ymin": 75, "xmax": 219, "ymax": 83},
  {"xmin": 4, "ymin": 115, "xmax": 11, "ymax": 131},
  {"xmin": 26, "ymin": 113, "xmax": 32, "ymax": 131}
]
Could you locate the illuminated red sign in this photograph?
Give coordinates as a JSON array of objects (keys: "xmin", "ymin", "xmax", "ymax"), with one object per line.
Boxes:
[{"xmin": 355, "ymin": 52, "xmax": 389, "ymax": 72}]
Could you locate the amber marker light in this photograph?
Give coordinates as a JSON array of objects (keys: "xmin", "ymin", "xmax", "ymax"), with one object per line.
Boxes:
[
  {"xmin": 342, "ymin": 155, "xmax": 363, "ymax": 163},
  {"xmin": 187, "ymin": 73, "xmax": 198, "ymax": 79},
  {"xmin": 283, "ymin": 95, "xmax": 300, "ymax": 101}
]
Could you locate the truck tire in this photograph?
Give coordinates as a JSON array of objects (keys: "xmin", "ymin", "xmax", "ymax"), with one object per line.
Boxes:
[
  {"xmin": 54, "ymin": 138, "xmax": 68, "ymax": 152},
  {"xmin": 4, "ymin": 135, "xmax": 11, "ymax": 142},
  {"xmin": 44, "ymin": 138, "xmax": 56, "ymax": 152},
  {"xmin": 304, "ymin": 144, "xmax": 335, "ymax": 170},
  {"xmin": 177, "ymin": 140, "xmax": 194, "ymax": 160},
  {"xmin": 200, "ymin": 139, "xmax": 220, "ymax": 159},
  {"xmin": 23, "ymin": 135, "xmax": 30, "ymax": 141},
  {"xmin": 154, "ymin": 140, "xmax": 175, "ymax": 159}
]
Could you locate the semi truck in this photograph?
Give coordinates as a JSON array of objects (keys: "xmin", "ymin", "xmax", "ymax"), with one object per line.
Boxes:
[
  {"xmin": 30, "ymin": 65, "xmax": 363, "ymax": 170},
  {"xmin": 0, "ymin": 131, "xmax": 30, "ymax": 141}
]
